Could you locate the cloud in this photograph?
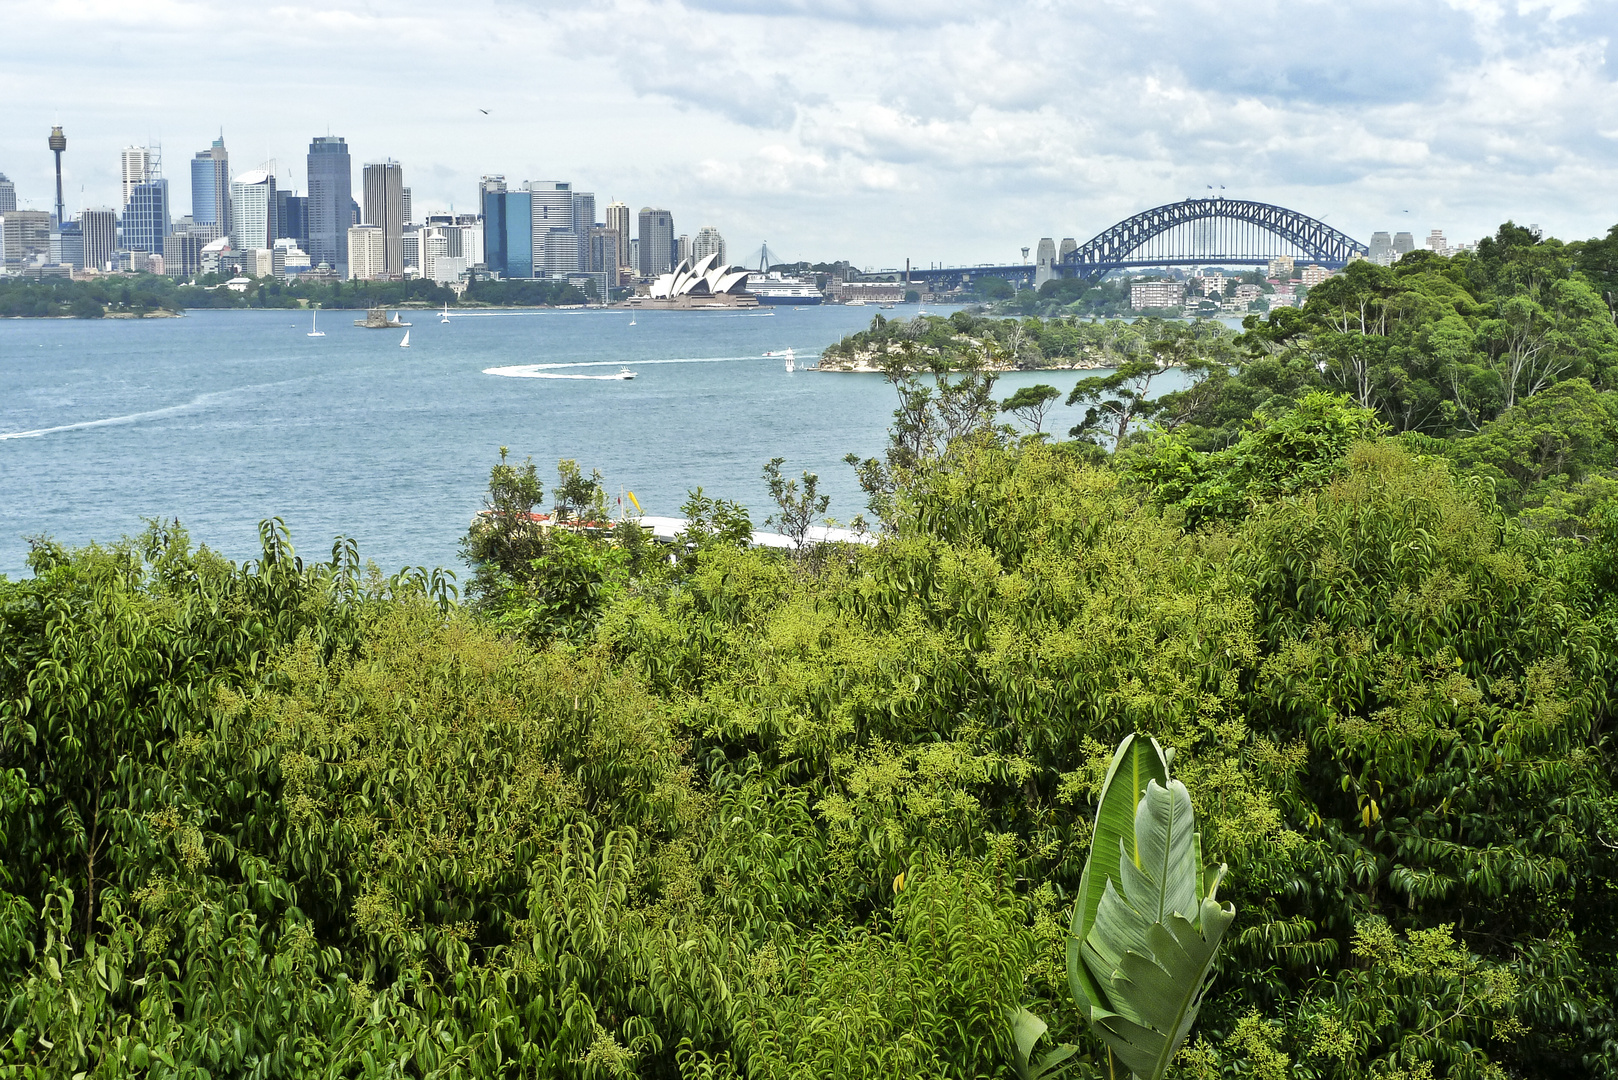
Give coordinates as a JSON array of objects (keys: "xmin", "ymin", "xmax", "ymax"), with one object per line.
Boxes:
[{"xmin": 0, "ymin": 0, "xmax": 1613, "ymax": 262}]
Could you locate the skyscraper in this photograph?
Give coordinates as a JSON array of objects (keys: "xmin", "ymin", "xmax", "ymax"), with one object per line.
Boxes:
[
  {"xmin": 692, "ymin": 226, "xmax": 726, "ymax": 264},
  {"xmin": 347, "ymin": 225, "xmax": 386, "ymax": 280},
  {"xmin": 190, "ymin": 136, "xmax": 230, "ymax": 239},
  {"xmin": 229, "ymin": 171, "xmax": 276, "ymax": 254},
  {"xmin": 480, "ymin": 176, "xmax": 507, "ymax": 275},
  {"xmin": 528, "ymin": 181, "xmax": 576, "ymax": 275},
  {"xmin": 276, "ymin": 191, "xmax": 308, "ymax": 248},
  {"xmin": 362, "ymin": 160, "xmax": 404, "ymax": 276},
  {"xmin": 80, "ymin": 209, "xmax": 116, "ymax": 272},
  {"xmin": 572, "ymin": 191, "xmax": 595, "ymax": 272},
  {"xmin": 0, "ymin": 173, "xmax": 15, "ymax": 214},
  {"xmin": 604, "ymin": 201, "xmax": 631, "ymax": 270},
  {"xmin": 124, "ymin": 179, "xmax": 171, "ymax": 254},
  {"xmin": 120, "ymin": 147, "xmax": 153, "ymax": 208},
  {"xmin": 402, "ymin": 186, "xmax": 412, "ymax": 225},
  {"xmin": 306, "ymin": 135, "xmax": 352, "ymax": 274},
  {"xmin": 637, "ymin": 207, "xmax": 674, "ymax": 276}
]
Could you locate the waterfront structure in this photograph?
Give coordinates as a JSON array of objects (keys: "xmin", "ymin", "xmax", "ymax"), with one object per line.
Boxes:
[
  {"xmin": 1034, "ymin": 237, "xmax": 1057, "ymax": 287},
  {"xmin": 80, "ymin": 209, "xmax": 115, "ymax": 271},
  {"xmin": 190, "ymin": 137, "xmax": 230, "ymax": 239},
  {"xmin": 163, "ymin": 232, "xmax": 204, "ymax": 278},
  {"xmin": 1131, "ymin": 280, "xmax": 1186, "ymax": 310},
  {"xmin": 229, "ymin": 171, "xmax": 276, "ymax": 252},
  {"xmin": 48, "ymin": 127, "xmax": 67, "ymax": 224},
  {"xmin": 0, "ymin": 173, "xmax": 15, "ymax": 214},
  {"xmin": 604, "ymin": 201, "xmax": 631, "ymax": 271},
  {"xmin": 347, "ymin": 224, "xmax": 386, "ymax": 280},
  {"xmin": 835, "ymin": 281, "xmax": 906, "ymax": 303},
  {"xmin": 120, "ymin": 147, "xmax": 153, "ymax": 209},
  {"xmin": 306, "ymin": 135, "xmax": 352, "ymax": 277},
  {"xmin": 638, "ymin": 207, "xmax": 674, "ymax": 276},
  {"xmin": 0, "ymin": 210, "xmax": 51, "ymax": 267},
  {"xmin": 123, "ymin": 179, "xmax": 171, "ymax": 254},
  {"xmin": 692, "ymin": 226, "xmax": 726, "ymax": 265},
  {"xmin": 362, "ymin": 160, "xmax": 405, "ymax": 276},
  {"xmin": 639, "ymin": 253, "xmax": 756, "ymax": 307}
]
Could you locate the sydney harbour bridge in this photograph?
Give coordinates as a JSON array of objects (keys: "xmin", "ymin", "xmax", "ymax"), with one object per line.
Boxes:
[{"xmin": 901, "ymin": 197, "xmax": 1368, "ymax": 289}]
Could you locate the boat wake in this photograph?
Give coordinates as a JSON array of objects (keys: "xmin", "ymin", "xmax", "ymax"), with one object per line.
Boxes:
[
  {"xmin": 1, "ymin": 393, "xmax": 217, "ymax": 441},
  {"xmin": 0, "ymin": 382, "xmax": 302, "ymax": 442},
  {"xmin": 484, "ymin": 354, "xmax": 776, "ymax": 378}
]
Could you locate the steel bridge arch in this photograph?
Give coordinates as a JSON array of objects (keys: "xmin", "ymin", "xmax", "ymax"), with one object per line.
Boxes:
[{"xmin": 1060, "ymin": 198, "xmax": 1367, "ymax": 280}]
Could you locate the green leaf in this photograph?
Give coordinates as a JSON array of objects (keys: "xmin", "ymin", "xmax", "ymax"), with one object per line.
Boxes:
[
  {"xmin": 1081, "ymin": 779, "xmax": 1235, "ymax": 1080},
  {"xmin": 1008, "ymin": 1007, "xmax": 1079, "ymax": 1080},
  {"xmin": 1068, "ymin": 734, "xmax": 1168, "ymax": 1019}
]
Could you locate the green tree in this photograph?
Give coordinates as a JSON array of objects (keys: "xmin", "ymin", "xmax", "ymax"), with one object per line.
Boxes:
[{"xmin": 1001, "ymin": 384, "xmax": 1062, "ymax": 435}]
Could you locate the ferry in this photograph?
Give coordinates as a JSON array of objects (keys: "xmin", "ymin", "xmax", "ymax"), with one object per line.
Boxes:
[{"xmin": 745, "ymin": 271, "xmax": 823, "ymax": 306}]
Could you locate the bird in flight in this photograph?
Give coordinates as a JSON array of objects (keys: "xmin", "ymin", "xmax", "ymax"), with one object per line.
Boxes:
[{"xmin": 479, "ymin": 109, "xmax": 490, "ymax": 114}]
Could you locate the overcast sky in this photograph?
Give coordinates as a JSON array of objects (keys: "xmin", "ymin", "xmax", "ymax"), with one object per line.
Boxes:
[{"xmin": 1, "ymin": 0, "xmax": 1614, "ymax": 267}]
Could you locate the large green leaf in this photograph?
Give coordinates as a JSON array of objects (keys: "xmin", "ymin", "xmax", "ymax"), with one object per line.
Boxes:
[
  {"xmin": 1067, "ymin": 734, "xmax": 1168, "ymax": 1020},
  {"xmin": 1008, "ymin": 1006, "xmax": 1079, "ymax": 1080},
  {"xmin": 1080, "ymin": 779, "xmax": 1234, "ymax": 1080}
]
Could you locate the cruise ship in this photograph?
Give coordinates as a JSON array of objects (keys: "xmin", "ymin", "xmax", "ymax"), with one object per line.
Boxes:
[{"xmin": 745, "ymin": 271, "xmax": 823, "ymax": 305}]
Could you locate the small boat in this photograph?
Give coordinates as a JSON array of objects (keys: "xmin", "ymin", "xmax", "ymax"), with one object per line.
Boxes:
[
  {"xmin": 399, "ymin": 330, "xmax": 411, "ymax": 348},
  {"xmin": 388, "ymin": 311, "xmax": 411, "ymax": 327},
  {"xmin": 614, "ymin": 367, "xmax": 636, "ymax": 380},
  {"xmin": 307, "ymin": 307, "xmax": 325, "ymax": 337},
  {"xmin": 628, "ymin": 315, "xmax": 637, "ymax": 326},
  {"xmin": 439, "ymin": 302, "xmax": 450, "ymax": 324}
]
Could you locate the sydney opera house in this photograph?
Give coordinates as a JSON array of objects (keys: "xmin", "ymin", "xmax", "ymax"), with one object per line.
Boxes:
[{"xmin": 630, "ymin": 252, "xmax": 759, "ymax": 308}]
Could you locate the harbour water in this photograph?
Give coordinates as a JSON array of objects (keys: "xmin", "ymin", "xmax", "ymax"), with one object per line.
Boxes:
[{"xmin": 0, "ymin": 306, "xmax": 1191, "ymax": 578}]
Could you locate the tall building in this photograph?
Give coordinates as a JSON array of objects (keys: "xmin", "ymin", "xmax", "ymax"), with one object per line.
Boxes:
[
  {"xmin": 306, "ymin": 135, "xmax": 352, "ymax": 274},
  {"xmin": 347, "ymin": 224, "xmax": 386, "ymax": 280},
  {"xmin": 276, "ymin": 191, "xmax": 308, "ymax": 248},
  {"xmin": 190, "ymin": 137, "xmax": 230, "ymax": 238},
  {"xmin": 123, "ymin": 179, "xmax": 171, "ymax": 254},
  {"xmin": 637, "ymin": 207, "xmax": 674, "ymax": 276},
  {"xmin": 604, "ymin": 201, "xmax": 631, "ymax": 270},
  {"xmin": 229, "ymin": 170, "xmax": 277, "ymax": 253},
  {"xmin": 120, "ymin": 147, "xmax": 153, "ymax": 208},
  {"xmin": 163, "ymin": 232, "xmax": 204, "ymax": 278},
  {"xmin": 55, "ymin": 221, "xmax": 83, "ymax": 269},
  {"xmin": 587, "ymin": 226, "xmax": 620, "ymax": 276},
  {"xmin": 0, "ymin": 173, "xmax": 17, "ymax": 213},
  {"xmin": 480, "ymin": 176, "xmax": 507, "ymax": 274},
  {"xmin": 1392, "ymin": 231, "xmax": 1415, "ymax": 259},
  {"xmin": 528, "ymin": 181, "xmax": 577, "ymax": 275},
  {"xmin": 1426, "ymin": 229, "xmax": 1448, "ymax": 256},
  {"xmin": 0, "ymin": 210, "xmax": 51, "ymax": 267},
  {"xmin": 402, "ymin": 186, "xmax": 412, "ymax": 224},
  {"xmin": 692, "ymin": 226, "xmax": 726, "ymax": 264},
  {"xmin": 80, "ymin": 209, "xmax": 116, "ymax": 271},
  {"xmin": 362, "ymin": 160, "xmax": 405, "ymax": 276}
]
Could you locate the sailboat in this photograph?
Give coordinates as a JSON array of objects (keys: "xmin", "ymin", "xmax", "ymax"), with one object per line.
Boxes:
[
  {"xmin": 307, "ymin": 307, "xmax": 325, "ymax": 337},
  {"xmin": 439, "ymin": 302, "xmax": 450, "ymax": 324},
  {"xmin": 399, "ymin": 330, "xmax": 411, "ymax": 348}
]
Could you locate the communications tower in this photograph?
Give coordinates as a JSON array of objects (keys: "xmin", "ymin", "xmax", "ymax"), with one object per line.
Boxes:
[{"xmin": 48, "ymin": 126, "xmax": 67, "ymax": 224}]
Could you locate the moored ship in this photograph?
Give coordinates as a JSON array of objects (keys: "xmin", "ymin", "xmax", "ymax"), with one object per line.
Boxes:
[{"xmin": 745, "ymin": 271, "xmax": 823, "ymax": 305}]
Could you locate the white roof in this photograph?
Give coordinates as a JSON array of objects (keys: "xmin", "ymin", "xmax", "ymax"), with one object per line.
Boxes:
[{"xmin": 628, "ymin": 515, "xmax": 876, "ymax": 549}]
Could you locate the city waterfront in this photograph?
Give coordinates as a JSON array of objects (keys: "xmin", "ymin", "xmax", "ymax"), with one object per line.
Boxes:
[{"xmin": 0, "ymin": 305, "xmax": 1191, "ymax": 578}]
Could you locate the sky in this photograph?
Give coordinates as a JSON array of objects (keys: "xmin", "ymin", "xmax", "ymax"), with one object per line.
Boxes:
[{"xmin": 1, "ymin": 0, "xmax": 1615, "ymax": 268}]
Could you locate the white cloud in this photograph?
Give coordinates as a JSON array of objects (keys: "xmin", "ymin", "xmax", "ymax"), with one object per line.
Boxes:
[{"xmin": 0, "ymin": 0, "xmax": 1612, "ymax": 262}]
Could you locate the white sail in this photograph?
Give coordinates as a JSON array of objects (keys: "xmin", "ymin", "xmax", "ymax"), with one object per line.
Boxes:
[{"xmin": 400, "ymin": 330, "xmax": 410, "ymax": 348}]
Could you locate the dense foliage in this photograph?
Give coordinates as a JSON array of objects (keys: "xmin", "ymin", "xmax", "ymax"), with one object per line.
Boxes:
[
  {"xmin": 0, "ymin": 273, "xmax": 589, "ymax": 318},
  {"xmin": 5, "ymin": 220, "xmax": 1618, "ymax": 1079}
]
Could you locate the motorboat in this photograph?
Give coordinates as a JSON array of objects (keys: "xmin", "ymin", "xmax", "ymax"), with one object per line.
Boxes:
[
  {"xmin": 307, "ymin": 307, "xmax": 325, "ymax": 337},
  {"xmin": 613, "ymin": 367, "xmax": 636, "ymax": 380}
]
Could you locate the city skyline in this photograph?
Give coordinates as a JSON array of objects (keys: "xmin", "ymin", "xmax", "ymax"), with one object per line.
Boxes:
[{"xmin": 0, "ymin": 0, "xmax": 1614, "ymax": 264}]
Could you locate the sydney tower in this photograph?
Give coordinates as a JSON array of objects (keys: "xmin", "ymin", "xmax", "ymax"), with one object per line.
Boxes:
[{"xmin": 48, "ymin": 126, "xmax": 66, "ymax": 224}]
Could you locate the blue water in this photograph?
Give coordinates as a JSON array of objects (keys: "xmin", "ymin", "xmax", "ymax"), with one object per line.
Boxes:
[{"xmin": 0, "ymin": 306, "xmax": 1181, "ymax": 578}]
